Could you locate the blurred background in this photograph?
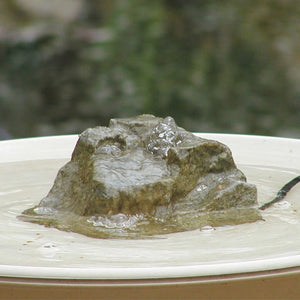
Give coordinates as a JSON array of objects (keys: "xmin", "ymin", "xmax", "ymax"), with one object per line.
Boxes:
[{"xmin": 0, "ymin": 0, "xmax": 299, "ymax": 140}]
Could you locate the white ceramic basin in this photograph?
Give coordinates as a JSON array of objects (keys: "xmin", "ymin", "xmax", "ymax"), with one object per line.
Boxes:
[{"xmin": 0, "ymin": 134, "xmax": 299, "ymax": 299}]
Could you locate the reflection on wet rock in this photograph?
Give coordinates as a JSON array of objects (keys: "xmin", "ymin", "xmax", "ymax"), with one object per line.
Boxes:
[{"xmin": 21, "ymin": 115, "xmax": 261, "ymax": 238}]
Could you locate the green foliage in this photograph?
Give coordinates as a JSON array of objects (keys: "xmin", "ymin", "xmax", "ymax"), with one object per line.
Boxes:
[
  {"xmin": 0, "ymin": 0, "xmax": 299, "ymax": 138},
  {"xmin": 99, "ymin": 0, "xmax": 299, "ymax": 134}
]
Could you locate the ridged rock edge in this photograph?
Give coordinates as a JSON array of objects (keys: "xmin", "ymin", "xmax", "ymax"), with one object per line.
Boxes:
[{"xmin": 21, "ymin": 115, "xmax": 261, "ymax": 238}]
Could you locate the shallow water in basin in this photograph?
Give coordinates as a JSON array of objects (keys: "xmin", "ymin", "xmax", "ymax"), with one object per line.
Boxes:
[{"xmin": 0, "ymin": 159, "xmax": 300, "ymax": 273}]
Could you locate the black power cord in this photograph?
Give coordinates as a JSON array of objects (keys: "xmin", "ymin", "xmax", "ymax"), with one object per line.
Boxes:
[{"xmin": 259, "ymin": 175, "xmax": 300, "ymax": 210}]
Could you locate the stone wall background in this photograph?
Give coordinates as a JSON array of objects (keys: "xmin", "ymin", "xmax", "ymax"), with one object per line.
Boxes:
[{"xmin": 0, "ymin": 0, "xmax": 299, "ymax": 139}]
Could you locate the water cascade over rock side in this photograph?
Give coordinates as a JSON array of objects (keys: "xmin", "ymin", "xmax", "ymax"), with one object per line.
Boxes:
[{"xmin": 21, "ymin": 115, "xmax": 261, "ymax": 238}]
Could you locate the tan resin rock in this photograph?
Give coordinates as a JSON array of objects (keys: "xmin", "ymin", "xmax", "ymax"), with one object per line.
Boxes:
[{"xmin": 21, "ymin": 115, "xmax": 261, "ymax": 238}]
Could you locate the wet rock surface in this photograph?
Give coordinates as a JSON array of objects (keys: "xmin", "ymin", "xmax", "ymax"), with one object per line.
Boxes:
[{"xmin": 21, "ymin": 115, "xmax": 261, "ymax": 238}]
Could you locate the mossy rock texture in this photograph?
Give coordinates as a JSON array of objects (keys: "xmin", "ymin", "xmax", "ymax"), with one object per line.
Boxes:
[{"xmin": 21, "ymin": 115, "xmax": 260, "ymax": 238}]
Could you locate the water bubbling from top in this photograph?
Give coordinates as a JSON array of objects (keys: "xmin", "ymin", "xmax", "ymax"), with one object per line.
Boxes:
[{"xmin": 147, "ymin": 116, "xmax": 182, "ymax": 157}]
